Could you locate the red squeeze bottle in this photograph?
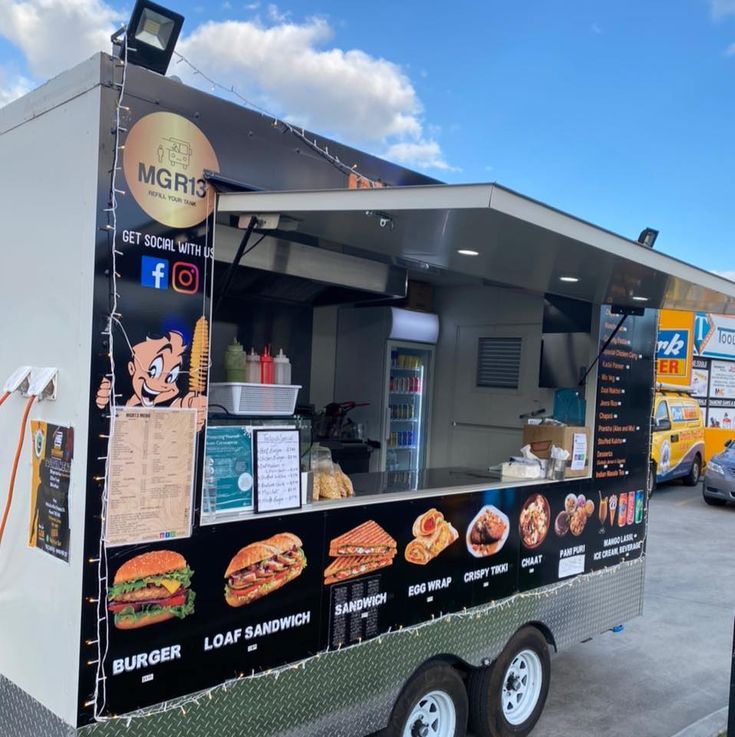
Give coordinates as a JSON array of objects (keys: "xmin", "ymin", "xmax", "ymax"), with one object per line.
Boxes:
[{"xmin": 260, "ymin": 345, "xmax": 274, "ymax": 384}]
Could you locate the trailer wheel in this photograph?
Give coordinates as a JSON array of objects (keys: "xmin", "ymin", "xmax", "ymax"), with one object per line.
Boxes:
[
  {"xmin": 468, "ymin": 627, "xmax": 550, "ymax": 737},
  {"xmin": 385, "ymin": 663, "xmax": 468, "ymax": 737}
]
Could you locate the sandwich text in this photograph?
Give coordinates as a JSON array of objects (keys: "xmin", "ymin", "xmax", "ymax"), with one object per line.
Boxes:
[{"xmin": 334, "ymin": 592, "xmax": 387, "ymax": 616}]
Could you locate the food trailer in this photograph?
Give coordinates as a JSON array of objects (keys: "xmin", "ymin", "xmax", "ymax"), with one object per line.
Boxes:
[{"xmin": 2, "ymin": 50, "xmax": 735, "ymax": 737}]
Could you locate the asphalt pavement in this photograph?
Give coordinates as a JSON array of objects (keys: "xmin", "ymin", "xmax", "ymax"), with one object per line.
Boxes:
[{"xmin": 532, "ymin": 482, "xmax": 735, "ymax": 737}]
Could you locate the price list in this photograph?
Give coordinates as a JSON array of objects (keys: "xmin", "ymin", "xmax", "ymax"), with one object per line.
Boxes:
[
  {"xmin": 329, "ymin": 576, "xmax": 384, "ymax": 648},
  {"xmin": 593, "ymin": 306, "xmax": 656, "ymax": 483}
]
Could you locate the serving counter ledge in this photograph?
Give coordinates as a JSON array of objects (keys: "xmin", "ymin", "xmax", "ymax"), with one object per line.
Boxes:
[{"xmin": 208, "ymin": 467, "xmax": 591, "ymax": 524}]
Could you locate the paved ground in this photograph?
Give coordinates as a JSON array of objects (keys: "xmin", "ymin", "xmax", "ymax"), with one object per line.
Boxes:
[{"xmin": 533, "ymin": 482, "xmax": 735, "ymax": 737}]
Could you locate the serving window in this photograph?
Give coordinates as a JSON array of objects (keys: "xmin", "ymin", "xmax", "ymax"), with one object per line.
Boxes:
[{"xmin": 200, "ymin": 232, "xmax": 600, "ymax": 526}]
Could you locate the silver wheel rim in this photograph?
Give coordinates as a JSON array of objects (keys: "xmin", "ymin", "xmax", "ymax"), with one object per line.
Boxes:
[
  {"xmin": 501, "ymin": 649, "xmax": 543, "ymax": 726},
  {"xmin": 403, "ymin": 689, "xmax": 456, "ymax": 737}
]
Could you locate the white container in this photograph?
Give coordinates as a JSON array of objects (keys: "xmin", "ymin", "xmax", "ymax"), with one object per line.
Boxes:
[
  {"xmin": 274, "ymin": 348, "xmax": 291, "ymax": 385},
  {"xmin": 209, "ymin": 382, "xmax": 301, "ymax": 416}
]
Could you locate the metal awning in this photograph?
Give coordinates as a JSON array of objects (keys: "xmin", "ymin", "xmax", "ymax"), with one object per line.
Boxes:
[{"xmin": 216, "ymin": 183, "xmax": 735, "ymax": 313}]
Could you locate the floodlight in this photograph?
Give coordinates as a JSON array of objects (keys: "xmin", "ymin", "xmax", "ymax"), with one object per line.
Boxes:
[
  {"xmin": 118, "ymin": 0, "xmax": 184, "ymax": 76},
  {"xmin": 637, "ymin": 227, "xmax": 659, "ymax": 249}
]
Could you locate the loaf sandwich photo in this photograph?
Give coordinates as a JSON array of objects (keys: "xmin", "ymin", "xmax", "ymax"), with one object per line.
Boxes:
[
  {"xmin": 107, "ymin": 550, "xmax": 195, "ymax": 630},
  {"xmin": 225, "ymin": 532, "xmax": 306, "ymax": 607},
  {"xmin": 405, "ymin": 508, "xmax": 458, "ymax": 565},
  {"xmin": 324, "ymin": 520, "xmax": 396, "ymax": 584}
]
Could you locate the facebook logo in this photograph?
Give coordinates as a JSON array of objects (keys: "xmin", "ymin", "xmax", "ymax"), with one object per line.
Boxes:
[{"xmin": 141, "ymin": 256, "xmax": 169, "ymax": 290}]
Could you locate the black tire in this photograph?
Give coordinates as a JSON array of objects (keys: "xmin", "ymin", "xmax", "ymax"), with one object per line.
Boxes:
[
  {"xmin": 384, "ymin": 662, "xmax": 468, "ymax": 737},
  {"xmin": 683, "ymin": 455, "xmax": 701, "ymax": 487},
  {"xmin": 468, "ymin": 627, "xmax": 550, "ymax": 737},
  {"xmin": 703, "ymin": 488, "xmax": 726, "ymax": 506}
]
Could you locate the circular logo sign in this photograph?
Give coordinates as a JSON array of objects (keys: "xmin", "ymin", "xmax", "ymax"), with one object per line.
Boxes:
[
  {"xmin": 123, "ymin": 112, "xmax": 219, "ymax": 229},
  {"xmin": 34, "ymin": 428, "xmax": 45, "ymax": 458}
]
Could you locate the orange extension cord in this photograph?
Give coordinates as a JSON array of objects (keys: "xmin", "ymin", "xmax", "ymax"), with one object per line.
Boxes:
[
  {"xmin": 0, "ymin": 391, "xmax": 9, "ymax": 408},
  {"xmin": 0, "ymin": 395, "xmax": 36, "ymax": 546}
]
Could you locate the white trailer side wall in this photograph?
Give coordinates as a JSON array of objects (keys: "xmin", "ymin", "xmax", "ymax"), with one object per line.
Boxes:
[{"xmin": 0, "ymin": 68, "xmax": 101, "ymax": 725}]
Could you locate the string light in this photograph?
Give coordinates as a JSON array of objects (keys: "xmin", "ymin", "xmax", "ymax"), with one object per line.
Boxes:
[
  {"xmin": 171, "ymin": 51, "xmax": 381, "ymax": 186},
  {"xmin": 91, "ymin": 26, "xmax": 130, "ymax": 722}
]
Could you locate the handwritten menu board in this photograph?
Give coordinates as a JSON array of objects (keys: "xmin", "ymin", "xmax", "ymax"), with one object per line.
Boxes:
[
  {"xmin": 106, "ymin": 408, "xmax": 196, "ymax": 546},
  {"xmin": 253, "ymin": 429, "xmax": 302, "ymax": 513}
]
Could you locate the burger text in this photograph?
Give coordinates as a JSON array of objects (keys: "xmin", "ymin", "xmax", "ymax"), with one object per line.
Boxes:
[{"xmin": 112, "ymin": 645, "xmax": 181, "ymax": 675}]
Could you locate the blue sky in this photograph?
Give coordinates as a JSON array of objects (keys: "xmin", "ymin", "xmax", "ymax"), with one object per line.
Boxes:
[{"xmin": 1, "ymin": 0, "xmax": 734, "ymax": 273}]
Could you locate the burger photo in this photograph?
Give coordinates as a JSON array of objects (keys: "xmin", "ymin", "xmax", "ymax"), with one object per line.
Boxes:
[{"xmin": 107, "ymin": 550, "xmax": 195, "ymax": 630}]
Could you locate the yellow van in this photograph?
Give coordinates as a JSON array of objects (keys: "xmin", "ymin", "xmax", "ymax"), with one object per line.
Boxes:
[{"xmin": 651, "ymin": 390, "xmax": 705, "ymax": 487}]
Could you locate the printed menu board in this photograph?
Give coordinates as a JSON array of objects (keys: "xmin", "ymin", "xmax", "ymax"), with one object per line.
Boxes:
[
  {"xmin": 106, "ymin": 408, "xmax": 197, "ymax": 546},
  {"xmin": 100, "ymin": 474, "xmax": 648, "ymax": 716},
  {"xmin": 593, "ymin": 307, "xmax": 654, "ymax": 482},
  {"xmin": 589, "ymin": 306, "xmax": 655, "ymax": 571}
]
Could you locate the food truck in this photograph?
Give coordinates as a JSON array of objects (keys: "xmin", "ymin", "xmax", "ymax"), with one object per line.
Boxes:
[{"xmin": 2, "ymin": 48, "xmax": 735, "ymax": 737}]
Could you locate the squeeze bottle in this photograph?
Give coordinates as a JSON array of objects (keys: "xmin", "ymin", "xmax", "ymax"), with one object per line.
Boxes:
[
  {"xmin": 274, "ymin": 349, "xmax": 292, "ymax": 385},
  {"xmin": 245, "ymin": 348, "xmax": 261, "ymax": 383},
  {"xmin": 224, "ymin": 338, "xmax": 246, "ymax": 382},
  {"xmin": 260, "ymin": 345, "xmax": 274, "ymax": 384}
]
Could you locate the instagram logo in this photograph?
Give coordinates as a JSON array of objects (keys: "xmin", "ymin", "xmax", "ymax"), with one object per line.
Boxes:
[{"xmin": 172, "ymin": 261, "xmax": 199, "ymax": 294}]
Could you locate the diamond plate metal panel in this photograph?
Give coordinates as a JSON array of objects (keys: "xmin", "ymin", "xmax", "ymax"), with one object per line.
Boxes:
[
  {"xmin": 0, "ymin": 675, "xmax": 76, "ymax": 737},
  {"xmin": 1, "ymin": 559, "xmax": 644, "ymax": 737}
]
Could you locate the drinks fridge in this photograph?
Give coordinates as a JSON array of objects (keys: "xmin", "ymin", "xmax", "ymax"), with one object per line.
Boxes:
[
  {"xmin": 384, "ymin": 342, "xmax": 433, "ymax": 472},
  {"xmin": 333, "ymin": 307, "xmax": 437, "ymax": 473}
]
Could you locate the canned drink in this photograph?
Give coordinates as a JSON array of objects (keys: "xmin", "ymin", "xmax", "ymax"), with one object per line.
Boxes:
[
  {"xmin": 634, "ymin": 490, "xmax": 644, "ymax": 524},
  {"xmin": 617, "ymin": 492, "xmax": 628, "ymax": 527},
  {"xmin": 626, "ymin": 491, "xmax": 635, "ymax": 525}
]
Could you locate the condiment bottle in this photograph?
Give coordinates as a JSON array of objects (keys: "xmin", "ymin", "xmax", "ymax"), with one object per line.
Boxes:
[
  {"xmin": 224, "ymin": 338, "xmax": 247, "ymax": 382},
  {"xmin": 260, "ymin": 345, "xmax": 274, "ymax": 384},
  {"xmin": 245, "ymin": 348, "xmax": 261, "ymax": 384},
  {"xmin": 274, "ymin": 349, "xmax": 291, "ymax": 385}
]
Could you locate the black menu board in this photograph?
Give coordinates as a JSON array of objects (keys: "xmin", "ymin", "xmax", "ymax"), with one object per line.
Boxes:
[{"xmin": 588, "ymin": 306, "xmax": 656, "ymax": 571}]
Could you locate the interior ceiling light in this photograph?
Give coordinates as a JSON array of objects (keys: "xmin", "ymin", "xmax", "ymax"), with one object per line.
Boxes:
[
  {"xmin": 457, "ymin": 249, "xmax": 479, "ymax": 256},
  {"xmin": 559, "ymin": 276, "xmax": 579, "ymax": 283},
  {"xmin": 117, "ymin": 0, "xmax": 185, "ymax": 76},
  {"xmin": 632, "ymin": 296, "xmax": 649, "ymax": 302}
]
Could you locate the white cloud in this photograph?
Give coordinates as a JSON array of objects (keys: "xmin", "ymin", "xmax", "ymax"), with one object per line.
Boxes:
[
  {"xmin": 0, "ymin": 65, "xmax": 32, "ymax": 106},
  {"xmin": 266, "ymin": 3, "xmax": 289, "ymax": 23},
  {"xmin": 711, "ymin": 0, "xmax": 735, "ymax": 17},
  {"xmin": 383, "ymin": 140, "xmax": 456, "ymax": 172},
  {"xmin": 0, "ymin": 0, "xmax": 122, "ymax": 78},
  {"xmin": 178, "ymin": 17, "xmax": 427, "ymax": 144},
  {"xmin": 726, "ymin": 42, "xmax": 735, "ymax": 54},
  {"xmin": 0, "ymin": 1, "xmax": 451, "ymax": 170}
]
